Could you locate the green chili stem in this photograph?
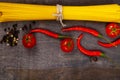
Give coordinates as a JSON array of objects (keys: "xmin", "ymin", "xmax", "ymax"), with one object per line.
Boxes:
[
  {"xmin": 103, "ymin": 55, "xmax": 112, "ymax": 62},
  {"xmin": 98, "ymin": 34, "xmax": 103, "ymax": 38},
  {"xmin": 58, "ymin": 35, "xmax": 71, "ymax": 39},
  {"xmin": 98, "ymin": 34, "xmax": 117, "ymax": 47},
  {"xmin": 101, "ymin": 36, "xmax": 117, "ymax": 48},
  {"xmin": 101, "ymin": 54, "xmax": 114, "ymax": 65},
  {"xmin": 100, "ymin": 51, "xmax": 120, "ymax": 68}
]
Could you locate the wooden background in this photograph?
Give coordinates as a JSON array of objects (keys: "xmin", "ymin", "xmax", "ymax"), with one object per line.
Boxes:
[{"xmin": 0, "ymin": 0, "xmax": 120, "ymax": 80}]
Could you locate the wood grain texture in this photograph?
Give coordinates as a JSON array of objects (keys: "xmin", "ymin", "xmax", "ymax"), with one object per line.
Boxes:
[{"xmin": 0, "ymin": 0, "xmax": 120, "ymax": 80}]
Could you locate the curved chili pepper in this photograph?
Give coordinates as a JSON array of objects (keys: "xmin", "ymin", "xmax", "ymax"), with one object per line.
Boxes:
[
  {"xmin": 77, "ymin": 34, "xmax": 105, "ymax": 57},
  {"xmin": 62, "ymin": 26, "xmax": 103, "ymax": 38},
  {"xmin": 29, "ymin": 28, "xmax": 69, "ymax": 39},
  {"xmin": 98, "ymin": 38, "xmax": 120, "ymax": 48}
]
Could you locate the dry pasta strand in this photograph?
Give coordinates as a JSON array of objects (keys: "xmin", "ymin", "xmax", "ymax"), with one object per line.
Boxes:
[{"xmin": 0, "ymin": 2, "xmax": 120, "ymax": 23}]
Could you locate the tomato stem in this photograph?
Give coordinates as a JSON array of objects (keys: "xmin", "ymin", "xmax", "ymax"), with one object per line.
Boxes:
[{"xmin": 67, "ymin": 42, "xmax": 72, "ymax": 48}]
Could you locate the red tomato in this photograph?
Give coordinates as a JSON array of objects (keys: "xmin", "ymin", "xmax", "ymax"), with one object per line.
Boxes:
[
  {"xmin": 60, "ymin": 38, "xmax": 74, "ymax": 53},
  {"xmin": 22, "ymin": 33, "xmax": 36, "ymax": 48},
  {"xmin": 106, "ymin": 23, "xmax": 120, "ymax": 38}
]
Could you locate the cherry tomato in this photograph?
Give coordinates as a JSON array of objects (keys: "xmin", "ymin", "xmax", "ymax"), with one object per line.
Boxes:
[
  {"xmin": 22, "ymin": 33, "xmax": 36, "ymax": 48},
  {"xmin": 106, "ymin": 23, "xmax": 120, "ymax": 38},
  {"xmin": 60, "ymin": 38, "xmax": 74, "ymax": 53}
]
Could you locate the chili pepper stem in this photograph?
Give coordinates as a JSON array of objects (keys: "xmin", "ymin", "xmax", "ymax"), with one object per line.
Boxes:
[
  {"xmin": 101, "ymin": 54, "xmax": 120, "ymax": 68},
  {"xmin": 98, "ymin": 34, "xmax": 103, "ymax": 38},
  {"xmin": 58, "ymin": 35, "xmax": 72, "ymax": 39},
  {"xmin": 100, "ymin": 53, "xmax": 106, "ymax": 57},
  {"xmin": 105, "ymin": 56, "xmax": 120, "ymax": 67},
  {"xmin": 100, "ymin": 53, "xmax": 113, "ymax": 62},
  {"xmin": 98, "ymin": 34, "xmax": 117, "ymax": 47}
]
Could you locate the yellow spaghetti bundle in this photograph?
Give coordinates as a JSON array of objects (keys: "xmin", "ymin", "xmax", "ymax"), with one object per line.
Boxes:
[{"xmin": 0, "ymin": 2, "xmax": 120, "ymax": 23}]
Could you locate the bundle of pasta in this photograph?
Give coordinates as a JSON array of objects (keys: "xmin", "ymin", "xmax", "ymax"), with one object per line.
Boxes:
[{"xmin": 0, "ymin": 2, "xmax": 120, "ymax": 23}]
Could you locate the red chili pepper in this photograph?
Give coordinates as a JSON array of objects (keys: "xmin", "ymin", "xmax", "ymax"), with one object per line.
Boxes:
[
  {"xmin": 98, "ymin": 38, "xmax": 120, "ymax": 48},
  {"xmin": 77, "ymin": 34, "xmax": 105, "ymax": 57},
  {"xmin": 29, "ymin": 28, "xmax": 69, "ymax": 39},
  {"xmin": 62, "ymin": 26, "xmax": 103, "ymax": 38}
]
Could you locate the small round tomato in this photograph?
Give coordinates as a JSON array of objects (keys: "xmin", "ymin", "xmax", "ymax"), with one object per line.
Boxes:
[
  {"xmin": 106, "ymin": 23, "xmax": 120, "ymax": 38},
  {"xmin": 60, "ymin": 38, "xmax": 74, "ymax": 53},
  {"xmin": 22, "ymin": 33, "xmax": 36, "ymax": 48}
]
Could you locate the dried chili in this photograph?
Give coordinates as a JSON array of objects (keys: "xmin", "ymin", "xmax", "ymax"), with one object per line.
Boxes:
[
  {"xmin": 29, "ymin": 28, "xmax": 69, "ymax": 39},
  {"xmin": 77, "ymin": 33, "xmax": 106, "ymax": 57},
  {"xmin": 98, "ymin": 38, "xmax": 120, "ymax": 48},
  {"xmin": 62, "ymin": 26, "xmax": 103, "ymax": 38}
]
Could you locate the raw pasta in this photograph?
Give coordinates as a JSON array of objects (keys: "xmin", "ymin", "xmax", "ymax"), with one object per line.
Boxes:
[{"xmin": 0, "ymin": 2, "xmax": 120, "ymax": 23}]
